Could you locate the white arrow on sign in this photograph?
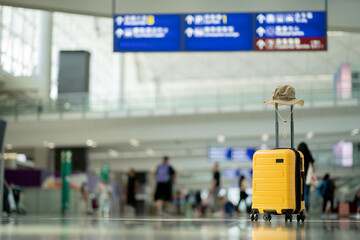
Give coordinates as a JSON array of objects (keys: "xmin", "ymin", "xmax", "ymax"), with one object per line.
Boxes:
[
  {"xmin": 185, "ymin": 27, "xmax": 194, "ymax": 38},
  {"xmin": 256, "ymin": 27, "xmax": 266, "ymax": 37},
  {"xmin": 115, "ymin": 28, "xmax": 124, "ymax": 38},
  {"xmin": 256, "ymin": 14, "xmax": 266, "ymax": 24},
  {"xmin": 115, "ymin": 16, "xmax": 124, "ymax": 26},
  {"xmin": 256, "ymin": 39, "xmax": 266, "ymax": 50},
  {"xmin": 185, "ymin": 15, "xmax": 195, "ymax": 25}
]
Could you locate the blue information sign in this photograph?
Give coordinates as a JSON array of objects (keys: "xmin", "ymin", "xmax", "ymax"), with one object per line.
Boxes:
[
  {"xmin": 254, "ymin": 11, "xmax": 327, "ymax": 51},
  {"xmin": 207, "ymin": 147, "xmax": 255, "ymax": 162},
  {"xmin": 113, "ymin": 14, "xmax": 182, "ymax": 52},
  {"xmin": 255, "ymin": 12, "xmax": 326, "ymax": 38},
  {"xmin": 113, "ymin": 11, "xmax": 326, "ymax": 52},
  {"xmin": 184, "ymin": 13, "xmax": 253, "ymax": 51}
]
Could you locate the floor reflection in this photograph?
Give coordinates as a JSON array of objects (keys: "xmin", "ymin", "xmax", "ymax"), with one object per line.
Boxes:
[
  {"xmin": 0, "ymin": 216, "xmax": 358, "ymax": 240},
  {"xmin": 251, "ymin": 221, "xmax": 305, "ymax": 240}
]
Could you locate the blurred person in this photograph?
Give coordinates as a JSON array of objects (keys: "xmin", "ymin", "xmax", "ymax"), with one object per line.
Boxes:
[
  {"xmin": 318, "ymin": 173, "xmax": 335, "ymax": 214},
  {"xmin": 211, "ymin": 163, "xmax": 221, "ymax": 211},
  {"xmin": 90, "ymin": 193, "xmax": 98, "ymax": 213},
  {"xmin": 298, "ymin": 142, "xmax": 316, "ymax": 212},
  {"xmin": 236, "ymin": 175, "xmax": 250, "ymax": 213},
  {"xmin": 193, "ymin": 190, "xmax": 208, "ymax": 217},
  {"xmin": 154, "ymin": 156, "xmax": 176, "ymax": 216},
  {"xmin": 96, "ymin": 180, "xmax": 113, "ymax": 217},
  {"xmin": 224, "ymin": 197, "xmax": 236, "ymax": 217},
  {"xmin": 172, "ymin": 190, "xmax": 185, "ymax": 215},
  {"xmin": 194, "ymin": 190, "xmax": 203, "ymax": 217},
  {"xmin": 10, "ymin": 183, "xmax": 22, "ymax": 213},
  {"xmin": 124, "ymin": 169, "xmax": 139, "ymax": 217},
  {"xmin": 327, "ymin": 178, "xmax": 336, "ymax": 213},
  {"xmin": 80, "ymin": 182, "xmax": 89, "ymax": 215},
  {"xmin": 2, "ymin": 180, "xmax": 10, "ymax": 216},
  {"xmin": 354, "ymin": 186, "xmax": 360, "ymax": 214}
]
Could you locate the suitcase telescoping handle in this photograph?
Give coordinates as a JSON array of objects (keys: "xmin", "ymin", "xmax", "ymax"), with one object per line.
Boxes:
[{"xmin": 275, "ymin": 103, "xmax": 294, "ymax": 149}]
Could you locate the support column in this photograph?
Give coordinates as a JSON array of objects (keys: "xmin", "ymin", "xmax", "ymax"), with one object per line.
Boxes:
[
  {"xmin": 118, "ymin": 54, "xmax": 125, "ymax": 110},
  {"xmin": 0, "ymin": 120, "xmax": 7, "ymax": 216},
  {"xmin": 37, "ymin": 11, "xmax": 53, "ymax": 99},
  {"xmin": 61, "ymin": 150, "xmax": 72, "ymax": 215}
]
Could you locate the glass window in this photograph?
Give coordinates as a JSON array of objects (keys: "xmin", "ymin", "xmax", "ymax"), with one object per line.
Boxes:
[
  {"xmin": 0, "ymin": 6, "xmax": 40, "ymax": 76},
  {"xmin": 51, "ymin": 12, "xmax": 118, "ymax": 100}
]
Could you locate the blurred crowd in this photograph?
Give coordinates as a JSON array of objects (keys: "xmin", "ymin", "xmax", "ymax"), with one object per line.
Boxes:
[{"xmin": 3, "ymin": 144, "xmax": 360, "ymax": 218}]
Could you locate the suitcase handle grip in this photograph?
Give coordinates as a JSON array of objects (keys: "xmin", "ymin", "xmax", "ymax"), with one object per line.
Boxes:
[{"xmin": 275, "ymin": 104, "xmax": 294, "ymax": 148}]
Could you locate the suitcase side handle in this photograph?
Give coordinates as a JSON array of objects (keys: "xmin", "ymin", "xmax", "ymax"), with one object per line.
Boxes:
[
  {"xmin": 275, "ymin": 103, "xmax": 294, "ymax": 148},
  {"xmin": 301, "ymin": 171, "xmax": 305, "ymax": 201}
]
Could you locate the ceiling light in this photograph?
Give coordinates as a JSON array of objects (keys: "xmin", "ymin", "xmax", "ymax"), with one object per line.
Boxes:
[
  {"xmin": 47, "ymin": 142, "xmax": 55, "ymax": 149},
  {"xmin": 306, "ymin": 131, "xmax": 314, "ymax": 140},
  {"xmin": 5, "ymin": 144, "xmax": 13, "ymax": 150},
  {"xmin": 146, "ymin": 148, "xmax": 154, "ymax": 156},
  {"xmin": 86, "ymin": 139, "xmax": 97, "ymax": 148},
  {"xmin": 129, "ymin": 138, "xmax": 140, "ymax": 147},
  {"xmin": 261, "ymin": 134, "xmax": 269, "ymax": 142},
  {"xmin": 86, "ymin": 139, "xmax": 93, "ymax": 146},
  {"xmin": 327, "ymin": 31, "xmax": 346, "ymax": 36},
  {"xmin": 17, "ymin": 154, "xmax": 26, "ymax": 162},
  {"xmin": 108, "ymin": 149, "xmax": 119, "ymax": 157},
  {"xmin": 217, "ymin": 135, "xmax": 226, "ymax": 143},
  {"xmin": 64, "ymin": 102, "xmax": 71, "ymax": 109},
  {"xmin": 351, "ymin": 129, "xmax": 359, "ymax": 136},
  {"xmin": 86, "ymin": 139, "xmax": 97, "ymax": 147}
]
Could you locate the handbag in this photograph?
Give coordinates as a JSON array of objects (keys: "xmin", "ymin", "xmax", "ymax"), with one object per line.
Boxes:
[
  {"xmin": 8, "ymin": 190, "xmax": 17, "ymax": 211},
  {"xmin": 305, "ymin": 164, "xmax": 319, "ymax": 187}
]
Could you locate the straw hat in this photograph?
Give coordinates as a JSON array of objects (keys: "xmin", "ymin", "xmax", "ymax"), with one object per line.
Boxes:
[{"xmin": 263, "ymin": 85, "xmax": 304, "ymax": 107}]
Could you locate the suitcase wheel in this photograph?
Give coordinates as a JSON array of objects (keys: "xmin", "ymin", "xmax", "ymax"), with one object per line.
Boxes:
[
  {"xmin": 250, "ymin": 213, "xmax": 258, "ymax": 221},
  {"xmin": 263, "ymin": 214, "xmax": 271, "ymax": 222},
  {"xmin": 285, "ymin": 213, "xmax": 292, "ymax": 222},
  {"xmin": 297, "ymin": 212, "xmax": 305, "ymax": 222}
]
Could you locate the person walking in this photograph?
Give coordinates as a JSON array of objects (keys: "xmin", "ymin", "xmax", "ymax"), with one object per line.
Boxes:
[
  {"xmin": 236, "ymin": 175, "xmax": 249, "ymax": 213},
  {"xmin": 2, "ymin": 179, "xmax": 10, "ymax": 216},
  {"xmin": 211, "ymin": 163, "xmax": 221, "ymax": 212},
  {"xmin": 96, "ymin": 180, "xmax": 113, "ymax": 217},
  {"xmin": 318, "ymin": 173, "xmax": 334, "ymax": 214},
  {"xmin": 355, "ymin": 186, "xmax": 360, "ymax": 214},
  {"xmin": 124, "ymin": 169, "xmax": 139, "ymax": 217},
  {"xmin": 298, "ymin": 142, "xmax": 316, "ymax": 212},
  {"xmin": 80, "ymin": 182, "xmax": 89, "ymax": 215},
  {"xmin": 154, "ymin": 156, "xmax": 176, "ymax": 216}
]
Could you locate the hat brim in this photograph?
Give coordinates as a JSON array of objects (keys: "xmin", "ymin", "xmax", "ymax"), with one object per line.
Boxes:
[{"xmin": 263, "ymin": 98, "xmax": 304, "ymax": 107}]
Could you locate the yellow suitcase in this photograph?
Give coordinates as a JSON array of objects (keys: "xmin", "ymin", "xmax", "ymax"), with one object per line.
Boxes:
[{"xmin": 250, "ymin": 104, "xmax": 305, "ymax": 222}]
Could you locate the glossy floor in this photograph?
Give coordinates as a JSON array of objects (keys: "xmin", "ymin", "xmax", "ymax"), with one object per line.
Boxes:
[{"xmin": 0, "ymin": 214, "xmax": 359, "ymax": 239}]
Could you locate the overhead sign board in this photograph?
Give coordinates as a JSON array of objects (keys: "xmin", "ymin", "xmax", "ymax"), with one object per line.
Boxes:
[
  {"xmin": 254, "ymin": 11, "xmax": 327, "ymax": 51},
  {"xmin": 113, "ymin": 11, "xmax": 326, "ymax": 52},
  {"xmin": 113, "ymin": 14, "xmax": 182, "ymax": 51},
  {"xmin": 207, "ymin": 147, "xmax": 255, "ymax": 162},
  {"xmin": 184, "ymin": 13, "xmax": 253, "ymax": 51}
]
